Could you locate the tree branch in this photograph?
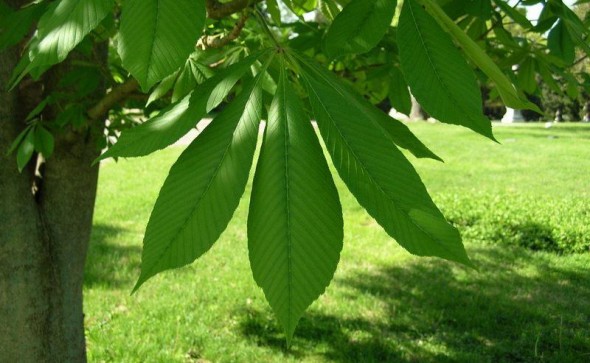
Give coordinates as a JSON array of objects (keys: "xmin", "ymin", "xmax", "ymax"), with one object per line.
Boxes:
[
  {"xmin": 202, "ymin": 9, "xmax": 250, "ymax": 48},
  {"xmin": 86, "ymin": 78, "xmax": 139, "ymax": 121},
  {"xmin": 206, "ymin": 0, "xmax": 262, "ymax": 19}
]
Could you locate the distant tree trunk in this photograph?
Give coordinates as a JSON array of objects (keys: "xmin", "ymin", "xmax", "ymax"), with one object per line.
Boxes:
[
  {"xmin": 410, "ymin": 94, "xmax": 428, "ymax": 120},
  {"xmin": 0, "ymin": 2, "xmax": 106, "ymax": 360}
]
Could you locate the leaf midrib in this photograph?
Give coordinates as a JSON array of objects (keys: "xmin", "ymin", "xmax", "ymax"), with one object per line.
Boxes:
[
  {"xmin": 278, "ymin": 73, "xmax": 294, "ymax": 334},
  {"xmin": 145, "ymin": 0, "xmax": 162, "ymax": 83}
]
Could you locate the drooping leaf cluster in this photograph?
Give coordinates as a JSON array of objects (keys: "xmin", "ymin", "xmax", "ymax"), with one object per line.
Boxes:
[{"xmin": 4, "ymin": 0, "xmax": 589, "ymax": 341}]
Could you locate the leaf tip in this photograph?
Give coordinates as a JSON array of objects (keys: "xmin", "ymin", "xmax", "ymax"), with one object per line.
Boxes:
[{"xmin": 131, "ymin": 275, "xmax": 147, "ymax": 295}]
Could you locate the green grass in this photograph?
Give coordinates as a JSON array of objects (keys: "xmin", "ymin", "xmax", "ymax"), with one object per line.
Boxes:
[{"xmin": 85, "ymin": 123, "xmax": 590, "ymax": 362}]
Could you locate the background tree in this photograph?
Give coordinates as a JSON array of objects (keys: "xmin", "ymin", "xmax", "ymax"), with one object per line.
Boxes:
[{"xmin": 1, "ymin": 0, "xmax": 589, "ymax": 361}]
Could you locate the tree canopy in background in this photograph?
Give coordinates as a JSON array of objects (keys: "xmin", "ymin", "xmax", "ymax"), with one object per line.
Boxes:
[{"xmin": 2, "ymin": 0, "xmax": 589, "ymax": 342}]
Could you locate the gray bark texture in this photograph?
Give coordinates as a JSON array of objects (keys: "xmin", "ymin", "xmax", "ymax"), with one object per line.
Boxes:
[{"xmin": 0, "ymin": 1, "xmax": 105, "ymax": 361}]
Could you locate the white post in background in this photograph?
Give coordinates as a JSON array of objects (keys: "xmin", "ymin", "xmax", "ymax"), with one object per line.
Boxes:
[
  {"xmin": 501, "ymin": 108, "xmax": 525, "ymax": 123},
  {"xmin": 501, "ymin": 65, "xmax": 526, "ymax": 124}
]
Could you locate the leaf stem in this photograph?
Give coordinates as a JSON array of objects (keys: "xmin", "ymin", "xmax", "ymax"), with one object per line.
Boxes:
[{"xmin": 254, "ymin": 7, "xmax": 281, "ymax": 49}]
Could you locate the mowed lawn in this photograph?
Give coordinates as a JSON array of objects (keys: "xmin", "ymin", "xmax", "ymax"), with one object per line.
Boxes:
[{"xmin": 85, "ymin": 123, "xmax": 590, "ymax": 363}]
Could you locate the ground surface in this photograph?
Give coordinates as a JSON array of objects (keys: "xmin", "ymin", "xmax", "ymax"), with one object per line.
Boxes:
[{"xmin": 85, "ymin": 122, "xmax": 590, "ymax": 362}]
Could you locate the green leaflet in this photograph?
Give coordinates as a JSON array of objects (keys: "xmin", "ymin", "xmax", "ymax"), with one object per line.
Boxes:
[
  {"xmin": 548, "ymin": 20, "xmax": 575, "ymax": 65},
  {"xmin": 547, "ymin": 0, "xmax": 590, "ymax": 57},
  {"xmin": 16, "ymin": 128, "xmax": 35, "ymax": 173},
  {"xmin": 97, "ymin": 52, "xmax": 265, "ymax": 162},
  {"xmin": 517, "ymin": 58, "xmax": 537, "ymax": 94},
  {"xmin": 388, "ymin": 66, "xmax": 412, "ymax": 116},
  {"xmin": 289, "ymin": 53, "xmax": 440, "ymax": 161},
  {"xmin": 417, "ymin": 0, "xmax": 540, "ymax": 113},
  {"xmin": 0, "ymin": 2, "xmax": 48, "ymax": 51},
  {"xmin": 118, "ymin": 0, "xmax": 206, "ymax": 91},
  {"xmin": 34, "ymin": 126, "xmax": 54, "ymax": 158},
  {"xmin": 266, "ymin": 0, "xmax": 282, "ymax": 25},
  {"xmin": 323, "ymin": 0, "xmax": 396, "ymax": 58},
  {"xmin": 298, "ymin": 56, "xmax": 472, "ymax": 267},
  {"xmin": 133, "ymin": 66, "xmax": 268, "ymax": 291},
  {"xmin": 12, "ymin": 0, "xmax": 113, "ymax": 83},
  {"xmin": 465, "ymin": 0, "xmax": 492, "ymax": 19},
  {"xmin": 398, "ymin": 0, "xmax": 494, "ymax": 140},
  {"xmin": 248, "ymin": 63, "xmax": 343, "ymax": 342},
  {"xmin": 494, "ymin": 0, "xmax": 532, "ymax": 29}
]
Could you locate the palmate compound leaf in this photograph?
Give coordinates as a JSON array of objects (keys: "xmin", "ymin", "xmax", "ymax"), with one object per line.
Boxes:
[
  {"xmin": 118, "ymin": 0, "xmax": 206, "ymax": 91},
  {"xmin": 96, "ymin": 52, "xmax": 267, "ymax": 162},
  {"xmin": 133, "ymin": 63, "xmax": 269, "ymax": 291},
  {"xmin": 398, "ymin": 0, "xmax": 494, "ymax": 140},
  {"xmin": 296, "ymin": 54, "xmax": 473, "ymax": 268},
  {"xmin": 248, "ymin": 61, "xmax": 343, "ymax": 342},
  {"xmin": 323, "ymin": 0, "xmax": 397, "ymax": 58}
]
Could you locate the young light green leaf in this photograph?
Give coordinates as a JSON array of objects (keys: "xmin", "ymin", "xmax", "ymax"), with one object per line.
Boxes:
[
  {"xmin": 172, "ymin": 59, "xmax": 200, "ymax": 102},
  {"xmin": 248, "ymin": 64, "xmax": 343, "ymax": 342},
  {"xmin": 398, "ymin": 0, "xmax": 494, "ymax": 140},
  {"xmin": 34, "ymin": 126, "xmax": 55, "ymax": 157},
  {"xmin": 323, "ymin": 0, "xmax": 396, "ymax": 58},
  {"xmin": 118, "ymin": 0, "xmax": 206, "ymax": 91},
  {"xmin": 299, "ymin": 58, "xmax": 472, "ymax": 267},
  {"xmin": 146, "ymin": 72, "xmax": 178, "ymax": 106},
  {"xmin": 417, "ymin": 0, "xmax": 541, "ymax": 113},
  {"xmin": 97, "ymin": 53, "xmax": 264, "ymax": 162},
  {"xmin": 16, "ymin": 128, "xmax": 35, "ymax": 173},
  {"xmin": 133, "ymin": 69, "xmax": 267, "ymax": 291}
]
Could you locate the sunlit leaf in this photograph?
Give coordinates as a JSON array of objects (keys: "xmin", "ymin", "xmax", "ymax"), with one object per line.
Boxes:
[
  {"xmin": 133, "ymin": 67, "xmax": 267, "ymax": 291},
  {"xmin": 118, "ymin": 0, "xmax": 206, "ymax": 90},
  {"xmin": 248, "ymin": 63, "xmax": 343, "ymax": 342}
]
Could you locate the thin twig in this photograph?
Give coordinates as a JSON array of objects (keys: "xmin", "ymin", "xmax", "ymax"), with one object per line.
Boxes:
[{"xmin": 202, "ymin": 9, "xmax": 250, "ymax": 49}]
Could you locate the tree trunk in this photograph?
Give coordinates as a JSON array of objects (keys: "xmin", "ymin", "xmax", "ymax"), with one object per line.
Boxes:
[{"xmin": 0, "ymin": 4, "xmax": 105, "ymax": 360}]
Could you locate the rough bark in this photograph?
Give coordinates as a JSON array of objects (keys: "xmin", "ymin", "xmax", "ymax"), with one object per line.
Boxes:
[
  {"xmin": 0, "ymin": 32, "xmax": 51, "ymax": 363},
  {"xmin": 0, "ymin": 2, "xmax": 106, "ymax": 360}
]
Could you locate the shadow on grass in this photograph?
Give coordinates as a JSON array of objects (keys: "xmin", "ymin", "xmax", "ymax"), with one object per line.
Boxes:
[
  {"xmin": 238, "ymin": 247, "xmax": 590, "ymax": 362},
  {"xmin": 448, "ymin": 215, "xmax": 589, "ymax": 254},
  {"xmin": 84, "ymin": 224, "xmax": 141, "ymax": 289}
]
